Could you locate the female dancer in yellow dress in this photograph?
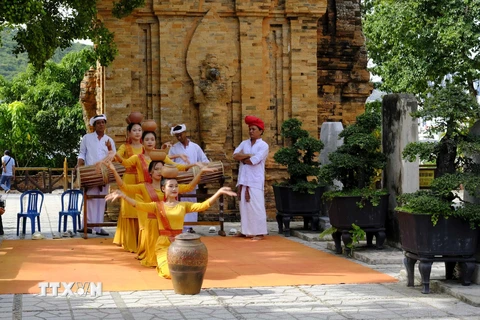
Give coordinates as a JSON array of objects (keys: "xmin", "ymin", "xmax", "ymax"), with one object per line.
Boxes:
[
  {"xmin": 113, "ymin": 121, "xmax": 144, "ymax": 252},
  {"xmin": 119, "ymin": 130, "xmax": 201, "ymax": 183},
  {"xmin": 106, "ymin": 181, "xmax": 236, "ymax": 279},
  {"xmin": 117, "ymin": 129, "xmax": 207, "ymax": 263},
  {"xmin": 105, "ymin": 160, "xmax": 214, "ymax": 267}
]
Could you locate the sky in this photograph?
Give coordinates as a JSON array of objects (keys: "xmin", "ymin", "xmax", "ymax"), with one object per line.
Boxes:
[{"xmin": 74, "ymin": 39, "xmax": 93, "ymax": 45}]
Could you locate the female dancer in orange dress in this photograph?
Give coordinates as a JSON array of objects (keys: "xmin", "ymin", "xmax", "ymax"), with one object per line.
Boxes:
[
  {"xmin": 116, "ymin": 128, "xmax": 208, "ymax": 264},
  {"xmin": 105, "ymin": 160, "xmax": 214, "ymax": 267},
  {"xmin": 113, "ymin": 121, "xmax": 144, "ymax": 252},
  {"xmin": 119, "ymin": 130, "xmax": 201, "ymax": 183},
  {"xmin": 106, "ymin": 181, "xmax": 236, "ymax": 278}
]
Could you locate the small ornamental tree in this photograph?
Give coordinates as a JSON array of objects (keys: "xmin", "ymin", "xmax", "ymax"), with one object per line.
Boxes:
[
  {"xmin": 273, "ymin": 118, "xmax": 324, "ymax": 194},
  {"xmin": 320, "ymin": 110, "xmax": 387, "ymax": 195},
  {"xmin": 398, "ymin": 83, "xmax": 480, "ymax": 227},
  {"xmin": 402, "ymin": 83, "xmax": 480, "ymax": 177}
]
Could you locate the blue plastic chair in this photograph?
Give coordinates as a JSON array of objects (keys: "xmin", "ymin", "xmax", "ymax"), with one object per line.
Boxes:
[
  {"xmin": 16, "ymin": 190, "xmax": 44, "ymax": 236},
  {"xmin": 58, "ymin": 189, "xmax": 84, "ymax": 234}
]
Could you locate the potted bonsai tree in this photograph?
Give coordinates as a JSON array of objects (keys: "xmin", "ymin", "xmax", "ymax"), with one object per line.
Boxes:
[
  {"xmin": 273, "ymin": 118, "xmax": 325, "ymax": 236},
  {"xmin": 320, "ymin": 106, "xmax": 388, "ymax": 254},
  {"xmin": 395, "ymin": 82, "xmax": 480, "ymax": 294}
]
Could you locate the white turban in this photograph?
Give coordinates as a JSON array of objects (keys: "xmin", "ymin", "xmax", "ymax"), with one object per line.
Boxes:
[
  {"xmin": 89, "ymin": 114, "xmax": 107, "ymax": 126},
  {"xmin": 170, "ymin": 124, "xmax": 186, "ymax": 136}
]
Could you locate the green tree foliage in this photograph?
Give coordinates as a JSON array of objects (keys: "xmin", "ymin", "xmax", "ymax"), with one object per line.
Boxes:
[
  {"xmin": 0, "ymin": 48, "xmax": 95, "ymax": 167},
  {"xmin": 364, "ymin": 0, "xmax": 480, "ymax": 182},
  {"xmin": 363, "ymin": 0, "xmax": 480, "ymax": 98},
  {"xmin": 0, "ymin": 0, "xmax": 145, "ymax": 69},
  {"xmin": 320, "ymin": 111, "xmax": 386, "ymax": 191},
  {"xmin": 402, "ymin": 83, "xmax": 480, "ymax": 176},
  {"xmin": 273, "ymin": 118, "xmax": 324, "ymax": 193},
  {"xmin": 0, "ymin": 28, "xmax": 91, "ymax": 81}
]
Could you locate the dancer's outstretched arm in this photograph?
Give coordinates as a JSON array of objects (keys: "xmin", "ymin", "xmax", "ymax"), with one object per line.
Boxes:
[
  {"xmin": 184, "ymin": 165, "xmax": 216, "ymax": 191},
  {"xmin": 104, "ymin": 161, "xmax": 124, "ymax": 187},
  {"xmin": 206, "ymin": 187, "xmax": 237, "ymax": 205}
]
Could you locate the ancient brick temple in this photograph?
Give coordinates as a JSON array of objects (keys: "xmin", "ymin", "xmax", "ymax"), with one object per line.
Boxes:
[{"xmin": 80, "ymin": 0, "xmax": 372, "ymax": 218}]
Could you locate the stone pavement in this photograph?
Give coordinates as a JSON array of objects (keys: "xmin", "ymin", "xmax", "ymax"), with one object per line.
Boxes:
[{"xmin": 0, "ymin": 191, "xmax": 479, "ymax": 320}]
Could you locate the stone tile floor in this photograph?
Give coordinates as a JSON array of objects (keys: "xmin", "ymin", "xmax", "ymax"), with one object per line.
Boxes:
[{"xmin": 0, "ymin": 191, "xmax": 479, "ymax": 319}]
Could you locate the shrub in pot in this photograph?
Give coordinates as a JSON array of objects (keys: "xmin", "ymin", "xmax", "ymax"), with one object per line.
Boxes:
[
  {"xmin": 320, "ymin": 106, "xmax": 388, "ymax": 254},
  {"xmin": 396, "ymin": 83, "xmax": 480, "ymax": 293},
  {"xmin": 273, "ymin": 118, "xmax": 325, "ymax": 236}
]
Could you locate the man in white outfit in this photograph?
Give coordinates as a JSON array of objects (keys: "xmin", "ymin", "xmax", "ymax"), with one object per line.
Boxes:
[
  {"xmin": 77, "ymin": 114, "xmax": 116, "ymax": 236},
  {"xmin": 233, "ymin": 115, "xmax": 269, "ymax": 240},
  {"xmin": 168, "ymin": 124, "xmax": 209, "ymax": 233}
]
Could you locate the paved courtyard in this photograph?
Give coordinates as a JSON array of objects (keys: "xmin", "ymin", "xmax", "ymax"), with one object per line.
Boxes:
[{"xmin": 0, "ymin": 191, "xmax": 479, "ymax": 319}]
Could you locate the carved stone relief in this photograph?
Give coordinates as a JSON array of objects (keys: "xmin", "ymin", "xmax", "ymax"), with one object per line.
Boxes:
[
  {"xmin": 186, "ymin": 9, "xmax": 238, "ymax": 154},
  {"xmin": 79, "ymin": 67, "xmax": 98, "ymax": 132}
]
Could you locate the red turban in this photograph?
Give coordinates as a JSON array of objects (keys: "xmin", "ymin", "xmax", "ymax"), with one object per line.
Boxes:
[{"xmin": 245, "ymin": 115, "xmax": 265, "ymax": 131}]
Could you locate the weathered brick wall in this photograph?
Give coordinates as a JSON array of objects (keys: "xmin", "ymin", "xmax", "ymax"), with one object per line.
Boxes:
[
  {"xmin": 317, "ymin": 0, "xmax": 372, "ymax": 125},
  {"xmin": 84, "ymin": 0, "xmax": 371, "ymax": 220}
]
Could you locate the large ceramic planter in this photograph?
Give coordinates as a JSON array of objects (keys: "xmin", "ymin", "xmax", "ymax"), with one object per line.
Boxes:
[
  {"xmin": 273, "ymin": 185, "xmax": 324, "ymax": 237},
  {"xmin": 396, "ymin": 210, "xmax": 478, "ymax": 294},
  {"xmin": 397, "ymin": 210, "xmax": 478, "ymax": 256},
  {"xmin": 327, "ymin": 195, "xmax": 388, "ymax": 229},
  {"xmin": 326, "ymin": 194, "xmax": 388, "ymax": 253}
]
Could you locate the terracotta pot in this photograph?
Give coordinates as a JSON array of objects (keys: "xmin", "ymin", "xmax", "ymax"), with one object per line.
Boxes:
[
  {"xmin": 149, "ymin": 150, "xmax": 166, "ymax": 161},
  {"xmin": 161, "ymin": 146, "xmax": 170, "ymax": 154},
  {"xmin": 167, "ymin": 233, "xmax": 208, "ymax": 295},
  {"xmin": 142, "ymin": 119, "xmax": 157, "ymax": 132},
  {"xmin": 161, "ymin": 164, "xmax": 178, "ymax": 178},
  {"xmin": 126, "ymin": 111, "xmax": 144, "ymax": 124}
]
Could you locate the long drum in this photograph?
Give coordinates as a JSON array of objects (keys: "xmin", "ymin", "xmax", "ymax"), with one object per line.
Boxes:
[
  {"xmin": 77, "ymin": 162, "xmax": 126, "ymax": 188},
  {"xmin": 176, "ymin": 161, "xmax": 224, "ymax": 185}
]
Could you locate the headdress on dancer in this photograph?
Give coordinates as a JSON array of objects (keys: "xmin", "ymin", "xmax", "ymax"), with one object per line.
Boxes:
[
  {"xmin": 170, "ymin": 124, "xmax": 187, "ymax": 136},
  {"xmin": 245, "ymin": 115, "xmax": 264, "ymax": 131}
]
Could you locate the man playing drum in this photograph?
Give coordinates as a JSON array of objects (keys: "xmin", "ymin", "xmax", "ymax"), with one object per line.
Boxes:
[
  {"xmin": 168, "ymin": 124, "xmax": 210, "ymax": 233},
  {"xmin": 76, "ymin": 114, "xmax": 116, "ymax": 236}
]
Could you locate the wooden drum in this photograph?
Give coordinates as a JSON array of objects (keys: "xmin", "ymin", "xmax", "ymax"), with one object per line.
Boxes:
[
  {"xmin": 176, "ymin": 161, "xmax": 224, "ymax": 185},
  {"xmin": 77, "ymin": 162, "xmax": 126, "ymax": 188}
]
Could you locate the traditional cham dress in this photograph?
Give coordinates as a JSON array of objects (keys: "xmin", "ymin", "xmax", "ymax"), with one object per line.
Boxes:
[
  {"xmin": 121, "ymin": 154, "xmax": 189, "ymax": 184},
  {"xmin": 136, "ymin": 200, "xmax": 211, "ymax": 278},
  {"xmin": 120, "ymin": 182, "xmax": 196, "ymax": 267},
  {"xmin": 121, "ymin": 154, "xmax": 189, "ymax": 264},
  {"xmin": 234, "ymin": 138, "xmax": 269, "ymax": 236},
  {"xmin": 113, "ymin": 143, "xmax": 144, "ymax": 252}
]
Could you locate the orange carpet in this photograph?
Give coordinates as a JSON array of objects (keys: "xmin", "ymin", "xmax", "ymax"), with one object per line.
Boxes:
[{"xmin": 0, "ymin": 236, "xmax": 396, "ymax": 294}]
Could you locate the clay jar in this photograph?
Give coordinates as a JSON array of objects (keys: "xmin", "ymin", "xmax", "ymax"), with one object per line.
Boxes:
[
  {"xmin": 149, "ymin": 150, "xmax": 167, "ymax": 162},
  {"xmin": 167, "ymin": 233, "xmax": 208, "ymax": 295},
  {"xmin": 142, "ymin": 119, "xmax": 157, "ymax": 132},
  {"xmin": 160, "ymin": 164, "xmax": 178, "ymax": 178},
  {"xmin": 126, "ymin": 111, "xmax": 144, "ymax": 124}
]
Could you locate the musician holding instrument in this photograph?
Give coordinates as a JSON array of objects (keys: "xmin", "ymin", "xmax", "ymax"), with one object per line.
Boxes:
[
  {"xmin": 76, "ymin": 114, "xmax": 116, "ymax": 236},
  {"xmin": 168, "ymin": 124, "xmax": 210, "ymax": 233}
]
